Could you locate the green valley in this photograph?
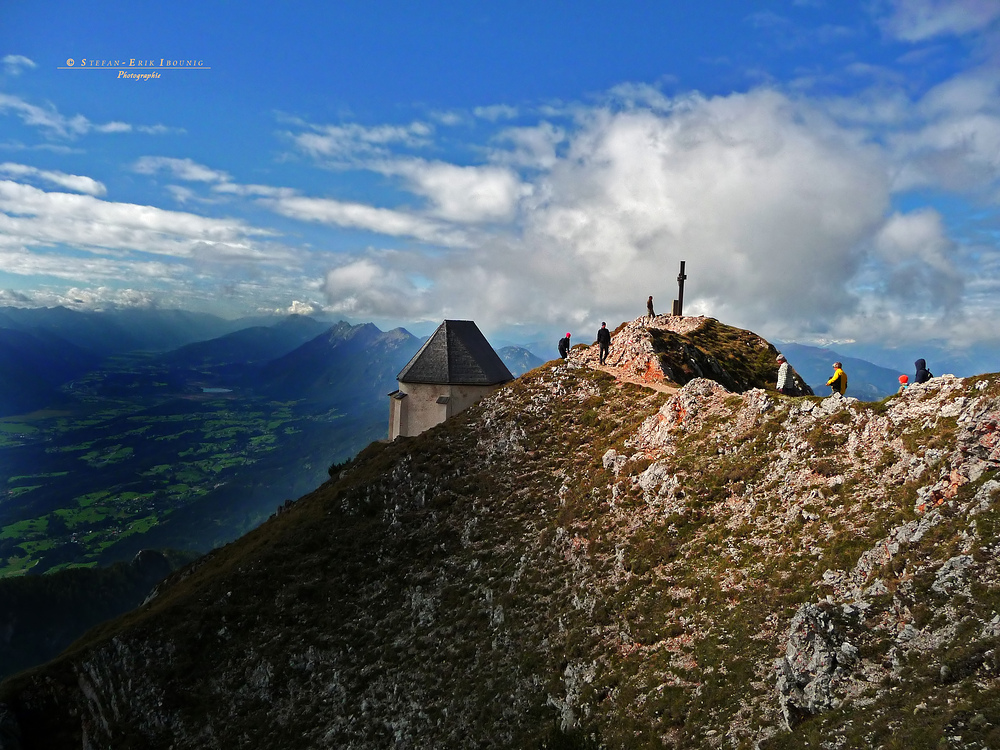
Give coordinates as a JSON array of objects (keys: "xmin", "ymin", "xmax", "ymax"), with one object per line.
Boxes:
[{"xmin": 0, "ymin": 355, "xmax": 376, "ymax": 576}]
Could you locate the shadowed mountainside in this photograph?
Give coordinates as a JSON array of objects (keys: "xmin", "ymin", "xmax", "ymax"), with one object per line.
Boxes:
[
  {"xmin": 0, "ymin": 328, "xmax": 101, "ymax": 416},
  {"xmin": 0, "ymin": 550, "xmax": 188, "ymax": 682},
  {"xmin": 258, "ymin": 321, "xmax": 422, "ymax": 410}
]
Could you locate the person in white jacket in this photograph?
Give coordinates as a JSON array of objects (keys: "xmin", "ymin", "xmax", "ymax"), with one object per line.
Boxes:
[{"xmin": 776, "ymin": 354, "xmax": 795, "ymax": 395}]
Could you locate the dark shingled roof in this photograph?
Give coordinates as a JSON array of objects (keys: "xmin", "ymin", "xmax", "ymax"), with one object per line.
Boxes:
[{"xmin": 397, "ymin": 320, "xmax": 514, "ymax": 385}]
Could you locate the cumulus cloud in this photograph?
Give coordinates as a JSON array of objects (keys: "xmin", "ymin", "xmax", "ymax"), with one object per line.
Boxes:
[
  {"xmin": 284, "ymin": 299, "xmax": 323, "ymax": 316},
  {"xmin": 870, "ymin": 209, "xmax": 964, "ymax": 308},
  {"xmin": 493, "ymin": 123, "xmax": 566, "ymax": 170},
  {"xmin": 316, "ymin": 89, "xmax": 903, "ymax": 342},
  {"xmin": 323, "ymin": 256, "xmax": 425, "ymax": 317},
  {"xmin": 0, "ymin": 162, "xmax": 106, "ymax": 195},
  {"xmin": 373, "ymin": 159, "xmax": 530, "ymax": 223}
]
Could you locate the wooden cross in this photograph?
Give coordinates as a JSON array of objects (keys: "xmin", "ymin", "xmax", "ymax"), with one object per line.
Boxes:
[{"xmin": 672, "ymin": 260, "xmax": 687, "ymax": 316}]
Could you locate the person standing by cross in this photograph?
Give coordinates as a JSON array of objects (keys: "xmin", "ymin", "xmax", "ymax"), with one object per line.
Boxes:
[{"xmin": 646, "ymin": 295, "xmax": 655, "ymax": 322}]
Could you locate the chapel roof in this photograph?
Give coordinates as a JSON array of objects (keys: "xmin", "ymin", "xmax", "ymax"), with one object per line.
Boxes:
[{"xmin": 397, "ymin": 320, "xmax": 513, "ymax": 385}]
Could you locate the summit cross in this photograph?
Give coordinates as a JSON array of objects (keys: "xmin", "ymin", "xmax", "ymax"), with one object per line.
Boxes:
[{"xmin": 672, "ymin": 260, "xmax": 687, "ymax": 316}]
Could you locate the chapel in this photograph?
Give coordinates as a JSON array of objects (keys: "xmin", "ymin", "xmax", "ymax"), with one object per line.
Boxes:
[{"xmin": 388, "ymin": 320, "xmax": 513, "ymax": 439}]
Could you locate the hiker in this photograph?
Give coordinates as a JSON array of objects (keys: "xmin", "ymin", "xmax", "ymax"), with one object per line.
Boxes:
[
  {"xmin": 597, "ymin": 322, "xmax": 611, "ymax": 365},
  {"xmin": 558, "ymin": 332, "xmax": 571, "ymax": 359},
  {"xmin": 826, "ymin": 361, "xmax": 848, "ymax": 397},
  {"xmin": 914, "ymin": 359, "xmax": 933, "ymax": 384},
  {"xmin": 646, "ymin": 295, "xmax": 655, "ymax": 322},
  {"xmin": 776, "ymin": 354, "xmax": 797, "ymax": 395},
  {"xmin": 898, "ymin": 374, "xmax": 909, "ymax": 393}
]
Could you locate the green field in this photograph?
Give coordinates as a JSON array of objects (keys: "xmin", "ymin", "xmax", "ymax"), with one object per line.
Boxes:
[{"xmin": 0, "ymin": 363, "xmax": 375, "ymax": 576}]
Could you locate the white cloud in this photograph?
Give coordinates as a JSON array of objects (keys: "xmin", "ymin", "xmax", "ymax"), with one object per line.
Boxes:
[
  {"xmin": 0, "ymin": 181, "xmax": 290, "ymax": 270},
  {"xmin": 0, "ymin": 94, "xmax": 169, "ymax": 139},
  {"xmin": 318, "ymin": 89, "xmax": 900, "ymax": 342},
  {"xmin": 288, "ymin": 121, "xmax": 433, "ymax": 161},
  {"xmin": 212, "ymin": 182, "xmax": 297, "ymax": 198},
  {"xmin": 473, "ymin": 105, "xmax": 519, "ymax": 121},
  {"xmin": 133, "ymin": 156, "xmax": 231, "ymax": 183},
  {"xmin": 888, "ymin": 71, "xmax": 1000, "ymax": 192},
  {"xmin": 374, "ymin": 159, "xmax": 530, "ymax": 223},
  {"xmin": 0, "ymin": 162, "xmax": 106, "ymax": 196},
  {"xmin": 263, "ymin": 194, "xmax": 468, "ymax": 246},
  {"xmin": 493, "ymin": 123, "xmax": 566, "ymax": 169},
  {"xmin": 0, "ymin": 247, "xmax": 180, "ymax": 283},
  {"xmin": 134, "ymin": 156, "xmax": 300, "ymax": 203},
  {"xmin": 284, "ymin": 299, "xmax": 323, "ymax": 316},
  {"xmin": 879, "ymin": 0, "xmax": 1000, "ymax": 41},
  {"xmin": 323, "ymin": 257, "xmax": 420, "ymax": 317},
  {"xmin": 2, "ymin": 55, "xmax": 37, "ymax": 75},
  {"xmin": 870, "ymin": 209, "xmax": 964, "ymax": 308}
]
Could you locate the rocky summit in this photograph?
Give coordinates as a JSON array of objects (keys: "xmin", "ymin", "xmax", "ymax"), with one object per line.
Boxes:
[{"xmin": 1, "ymin": 317, "xmax": 999, "ymax": 749}]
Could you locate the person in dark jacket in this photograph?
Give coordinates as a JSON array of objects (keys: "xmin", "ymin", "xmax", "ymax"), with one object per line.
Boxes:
[
  {"xmin": 646, "ymin": 296, "xmax": 655, "ymax": 322},
  {"xmin": 558, "ymin": 333, "xmax": 571, "ymax": 359},
  {"xmin": 914, "ymin": 359, "xmax": 933, "ymax": 384},
  {"xmin": 597, "ymin": 322, "xmax": 611, "ymax": 365}
]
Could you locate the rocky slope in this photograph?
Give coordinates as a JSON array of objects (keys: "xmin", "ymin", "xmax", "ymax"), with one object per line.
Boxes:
[
  {"xmin": 576, "ymin": 315, "xmax": 813, "ymax": 396},
  {"xmin": 1, "ymin": 318, "xmax": 998, "ymax": 749}
]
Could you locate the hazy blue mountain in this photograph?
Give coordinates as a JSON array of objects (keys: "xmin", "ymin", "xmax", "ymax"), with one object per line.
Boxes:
[
  {"xmin": 0, "ymin": 307, "xmax": 244, "ymax": 356},
  {"xmin": 156, "ymin": 315, "xmax": 330, "ymax": 369},
  {"xmin": 0, "ymin": 306, "xmax": 142, "ymax": 355},
  {"xmin": 499, "ymin": 345, "xmax": 545, "ymax": 377},
  {"xmin": 0, "ymin": 328, "xmax": 102, "ymax": 416},
  {"xmin": 259, "ymin": 321, "xmax": 423, "ymax": 411},
  {"xmin": 776, "ymin": 342, "xmax": 906, "ymax": 400}
]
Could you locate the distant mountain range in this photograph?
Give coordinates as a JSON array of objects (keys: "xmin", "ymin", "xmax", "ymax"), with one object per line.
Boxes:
[
  {"xmin": 0, "ymin": 306, "xmax": 246, "ymax": 356},
  {"xmin": 156, "ymin": 315, "xmax": 331, "ymax": 370}
]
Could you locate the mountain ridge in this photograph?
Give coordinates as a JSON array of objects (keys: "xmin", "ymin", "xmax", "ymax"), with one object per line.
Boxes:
[{"xmin": 3, "ymin": 316, "xmax": 999, "ymax": 747}]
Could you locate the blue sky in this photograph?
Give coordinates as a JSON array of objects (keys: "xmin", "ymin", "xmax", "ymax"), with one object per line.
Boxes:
[{"xmin": 1, "ymin": 1, "xmax": 999, "ymax": 358}]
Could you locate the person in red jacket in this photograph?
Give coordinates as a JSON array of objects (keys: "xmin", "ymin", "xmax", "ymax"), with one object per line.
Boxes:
[{"xmin": 558, "ymin": 333, "xmax": 571, "ymax": 359}]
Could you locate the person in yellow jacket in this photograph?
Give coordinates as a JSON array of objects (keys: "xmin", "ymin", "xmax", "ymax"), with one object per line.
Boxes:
[{"xmin": 826, "ymin": 361, "xmax": 847, "ymax": 396}]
